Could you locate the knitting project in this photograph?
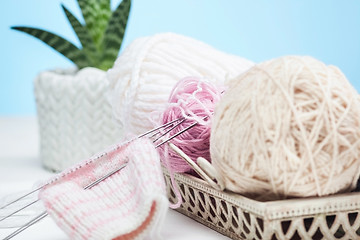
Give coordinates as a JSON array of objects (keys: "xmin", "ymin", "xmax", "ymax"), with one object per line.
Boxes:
[{"xmin": 40, "ymin": 138, "xmax": 168, "ymax": 240}]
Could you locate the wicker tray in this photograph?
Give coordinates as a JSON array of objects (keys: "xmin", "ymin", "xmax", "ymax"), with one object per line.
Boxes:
[{"xmin": 163, "ymin": 168, "xmax": 360, "ymax": 240}]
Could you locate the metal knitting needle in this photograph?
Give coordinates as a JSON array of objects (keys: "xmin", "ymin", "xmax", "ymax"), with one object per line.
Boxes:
[
  {"xmin": 0, "ymin": 187, "xmax": 42, "ymax": 210},
  {"xmin": 152, "ymin": 118, "xmax": 186, "ymax": 143},
  {"xmin": 2, "ymin": 162, "xmax": 128, "ymax": 240},
  {"xmin": 155, "ymin": 121, "xmax": 197, "ymax": 148},
  {"xmin": 2, "ymin": 211, "xmax": 48, "ymax": 240},
  {"xmin": 0, "ymin": 199, "xmax": 39, "ymax": 222},
  {"xmin": 154, "ymin": 116, "xmax": 208, "ymax": 148},
  {"xmin": 82, "ymin": 162, "xmax": 128, "ymax": 190},
  {"xmin": 137, "ymin": 117, "xmax": 185, "ymax": 139},
  {"xmin": 149, "ymin": 119, "xmax": 184, "ymax": 139}
]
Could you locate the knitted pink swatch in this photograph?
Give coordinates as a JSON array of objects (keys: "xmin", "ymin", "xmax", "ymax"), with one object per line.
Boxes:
[{"xmin": 39, "ymin": 138, "xmax": 168, "ymax": 240}]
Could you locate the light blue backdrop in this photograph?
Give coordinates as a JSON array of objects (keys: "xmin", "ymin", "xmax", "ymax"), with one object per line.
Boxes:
[{"xmin": 1, "ymin": 0, "xmax": 360, "ymax": 115}]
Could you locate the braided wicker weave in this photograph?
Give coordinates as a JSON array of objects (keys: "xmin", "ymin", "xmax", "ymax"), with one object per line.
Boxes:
[
  {"xmin": 34, "ymin": 67, "xmax": 122, "ymax": 172},
  {"xmin": 163, "ymin": 169, "xmax": 360, "ymax": 240}
]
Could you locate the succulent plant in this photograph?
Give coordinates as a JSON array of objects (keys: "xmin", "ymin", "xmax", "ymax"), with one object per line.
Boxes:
[{"xmin": 12, "ymin": 0, "xmax": 131, "ymax": 71}]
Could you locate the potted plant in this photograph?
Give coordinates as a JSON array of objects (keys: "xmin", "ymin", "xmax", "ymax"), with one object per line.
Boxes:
[{"xmin": 12, "ymin": 0, "xmax": 131, "ymax": 172}]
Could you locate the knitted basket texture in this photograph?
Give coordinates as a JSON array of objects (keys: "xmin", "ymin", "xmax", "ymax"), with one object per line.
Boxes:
[{"xmin": 34, "ymin": 67, "xmax": 122, "ymax": 172}]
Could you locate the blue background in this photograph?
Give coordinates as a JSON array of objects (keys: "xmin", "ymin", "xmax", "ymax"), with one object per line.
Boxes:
[{"xmin": 1, "ymin": 0, "xmax": 360, "ymax": 115}]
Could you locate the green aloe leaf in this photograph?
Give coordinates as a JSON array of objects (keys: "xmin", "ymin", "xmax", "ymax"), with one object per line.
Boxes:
[
  {"xmin": 11, "ymin": 26, "xmax": 89, "ymax": 69},
  {"xmin": 77, "ymin": 0, "xmax": 112, "ymax": 51},
  {"xmin": 61, "ymin": 4, "xmax": 98, "ymax": 66},
  {"xmin": 100, "ymin": 0, "xmax": 131, "ymax": 70}
]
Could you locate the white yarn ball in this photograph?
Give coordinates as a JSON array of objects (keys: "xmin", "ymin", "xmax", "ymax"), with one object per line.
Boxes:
[
  {"xmin": 107, "ymin": 32, "xmax": 254, "ymax": 135},
  {"xmin": 211, "ymin": 56, "xmax": 360, "ymax": 200}
]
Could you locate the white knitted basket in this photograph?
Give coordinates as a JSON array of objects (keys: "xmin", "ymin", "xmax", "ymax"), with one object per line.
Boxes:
[
  {"xmin": 163, "ymin": 169, "xmax": 360, "ymax": 240},
  {"xmin": 34, "ymin": 67, "xmax": 122, "ymax": 172}
]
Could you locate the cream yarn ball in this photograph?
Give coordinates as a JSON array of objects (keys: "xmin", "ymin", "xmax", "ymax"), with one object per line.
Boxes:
[
  {"xmin": 107, "ymin": 32, "xmax": 254, "ymax": 135},
  {"xmin": 211, "ymin": 56, "xmax": 360, "ymax": 200}
]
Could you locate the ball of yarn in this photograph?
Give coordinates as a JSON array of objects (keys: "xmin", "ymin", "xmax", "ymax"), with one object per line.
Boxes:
[
  {"xmin": 160, "ymin": 77, "xmax": 223, "ymax": 173},
  {"xmin": 211, "ymin": 56, "xmax": 360, "ymax": 200},
  {"xmin": 107, "ymin": 32, "xmax": 254, "ymax": 135}
]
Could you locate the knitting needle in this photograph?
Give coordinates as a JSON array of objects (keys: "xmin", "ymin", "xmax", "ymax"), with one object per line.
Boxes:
[
  {"xmin": 148, "ymin": 119, "xmax": 184, "ymax": 139},
  {"xmin": 82, "ymin": 161, "xmax": 128, "ymax": 190},
  {"xmin": 0, "ymin": 187, "xmax": 42, "ymax": 210},
  {"xmin": 2, "ymin": 162, "xmax": 128, "ymax": 240},
  {"xmin": 137, "ymin": 117, "xmax": 185, "ymax": 139},
  {"xmin": 0, "ymin": 117, "xmax": 185, "ymax": 211},
  {"xmin": 2, "ymin": 211, "xmax": 47, "ymax": 240},
  {"xmin": 152, "ymin": 118, "xmax": 186, "ymax": 143},
  {"xmin": 154, "ymin": 116, "xmax": 208, "ymax": 148},
  {"xmin": 0, "ymin": 199, "xmax": 39, "ymax": 222}
]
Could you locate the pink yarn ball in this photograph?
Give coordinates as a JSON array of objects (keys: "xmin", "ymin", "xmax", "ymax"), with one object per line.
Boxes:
[{"xmin": 160, "ymin": 77, "xmax": 224, "ymax": 173}]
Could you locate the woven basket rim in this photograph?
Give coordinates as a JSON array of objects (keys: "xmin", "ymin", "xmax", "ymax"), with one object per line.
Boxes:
[{"xmin": 163, "ymin": 167, "xmax": 360, "ymax": 221}]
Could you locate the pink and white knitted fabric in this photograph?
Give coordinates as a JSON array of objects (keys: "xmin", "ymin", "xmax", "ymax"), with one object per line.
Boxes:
[{"xmin": 39, "ymin": 138, "xmax": 168, "ymax": 240}]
